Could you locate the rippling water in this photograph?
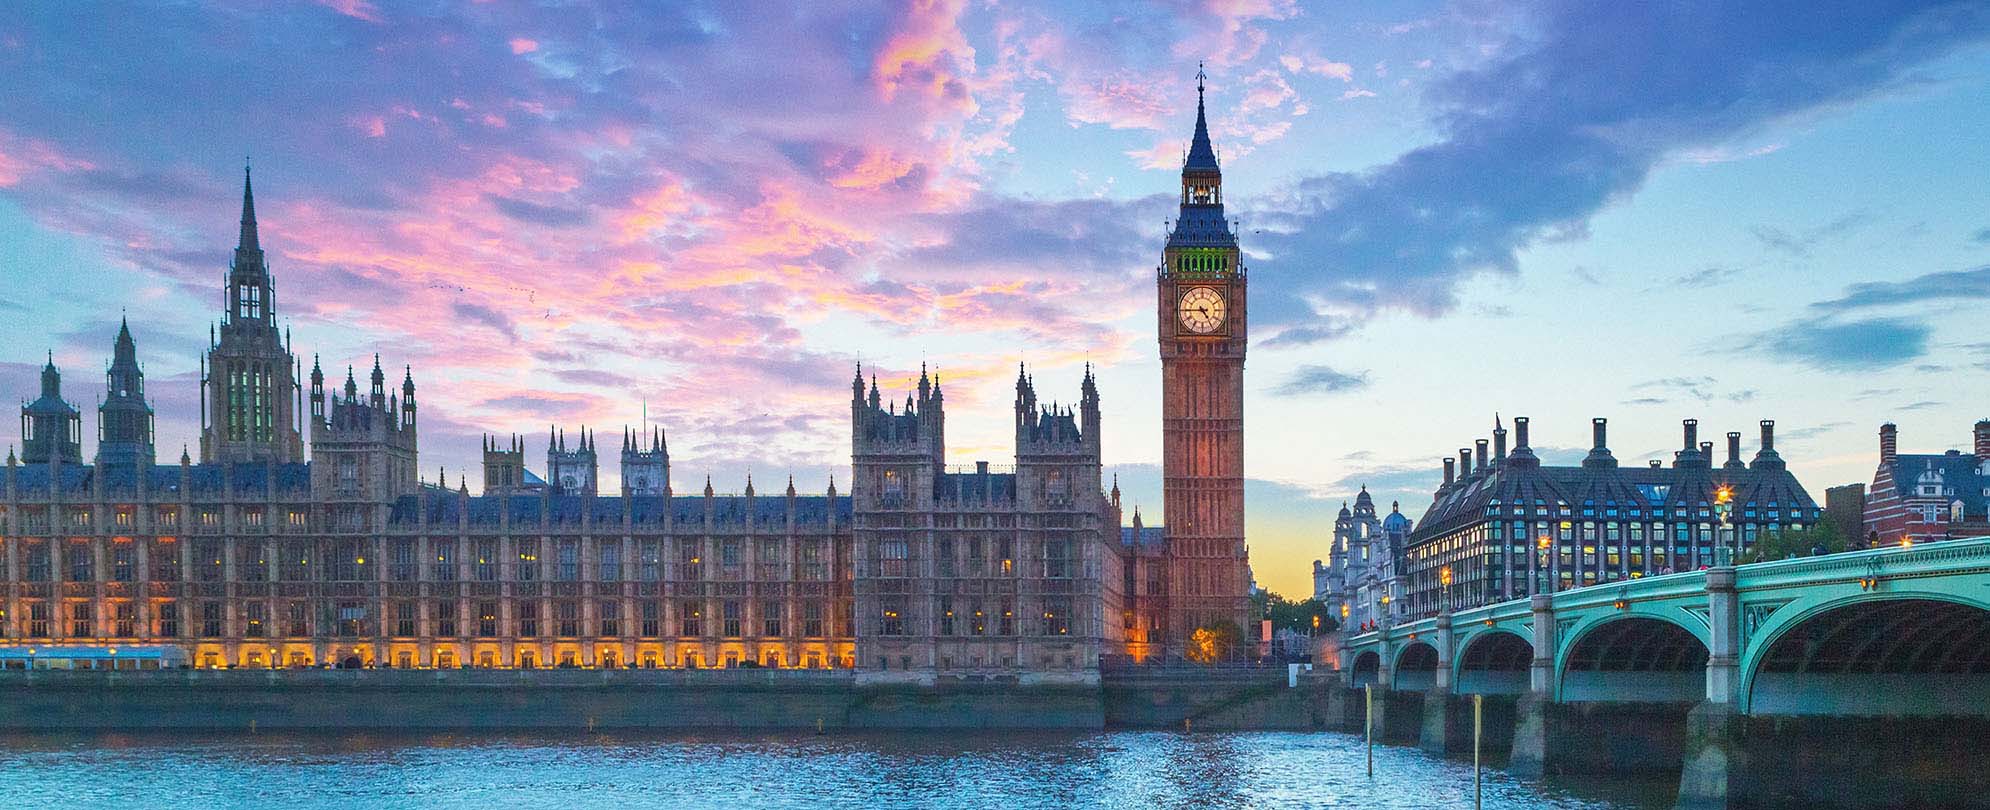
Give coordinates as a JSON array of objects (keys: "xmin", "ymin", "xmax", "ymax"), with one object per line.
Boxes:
[{"xmin": 0, "ymin": 731, "xmax": 1675, "ymax": 809}]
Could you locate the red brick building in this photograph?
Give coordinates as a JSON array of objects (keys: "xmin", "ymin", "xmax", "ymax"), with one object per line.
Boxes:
[{"xmin": 1861, "ymin": 420, "xmax": 1990, "ymax": 546}]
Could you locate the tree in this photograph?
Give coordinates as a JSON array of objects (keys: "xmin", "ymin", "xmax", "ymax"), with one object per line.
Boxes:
[
  {"xmin": 1745, "ymin": 514, "xmax": 1849, "ymax": 563},
  {"xmin": 1185, "ymin": 620, "xmax": 1244, "ymax": 663},
  {"xmin": 1251, "ymin": 590, "xmax": 1338, "ymax": 635}
]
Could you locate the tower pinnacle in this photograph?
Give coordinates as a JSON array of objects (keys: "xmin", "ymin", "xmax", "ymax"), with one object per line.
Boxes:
[{"xmin": 238, "ymin": 163, "xmax": 260, "ymax": 255}]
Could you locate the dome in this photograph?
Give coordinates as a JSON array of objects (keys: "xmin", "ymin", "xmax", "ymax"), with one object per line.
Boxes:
[{"xmin": 1382, "ymin": 501, "xmax": 1412, "ymax": 532}]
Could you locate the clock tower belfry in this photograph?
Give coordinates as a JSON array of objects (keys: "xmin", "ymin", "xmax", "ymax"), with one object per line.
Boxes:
[{"xmin": 1158, "ymin": 67, "xmax": 1250, "ymax": 650}]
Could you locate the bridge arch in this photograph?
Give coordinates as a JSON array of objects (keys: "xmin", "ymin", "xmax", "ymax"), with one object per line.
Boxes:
[
  {"xmin": 1742, "ymin": 593, "xmax": 1990, "ymax": 716},
  {"xmin": 1393, "ymin": 640, "xmax": 1440, "ymax": 691},
  {"xmin": 1350, "ymin": 650, "xmax": 1382, "ymax": 686},
  {"xmin": 1454, "ymin": 629, "xmax": 1532, "ymax": 695},
  {"xmin": 1557, "ymin": 615, "xmax": 1709, "ymax": 703}
]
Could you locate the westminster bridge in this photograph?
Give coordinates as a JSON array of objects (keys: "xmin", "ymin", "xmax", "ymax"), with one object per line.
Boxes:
[{"xmin": 1337, "ymin": 536, "xmax": 1990, "ymax": 809}]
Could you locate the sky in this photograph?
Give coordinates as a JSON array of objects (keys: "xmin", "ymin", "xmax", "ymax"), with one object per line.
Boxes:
[{"xmin": 1, "ymin": 1, "xmax": 1988, "ymax": 598}]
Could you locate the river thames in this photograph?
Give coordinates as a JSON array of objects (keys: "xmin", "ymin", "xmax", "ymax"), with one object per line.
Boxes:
[{"xmin": 0, "ymin": 730, "xmax": 1675, "ymax": 809}]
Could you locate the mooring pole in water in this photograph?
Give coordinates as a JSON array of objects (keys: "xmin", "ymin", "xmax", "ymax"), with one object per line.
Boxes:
[
  {"xmin": 1473, "ymin": 694, "xmax": 1483, "ymax": 810},
  {"xmin": 817, "ymin": 717, "xmax": 825, "ymax": 735},
  {"xmin": 1364, "ymin": 683, "xmax": 1374, "ymax": 778}
]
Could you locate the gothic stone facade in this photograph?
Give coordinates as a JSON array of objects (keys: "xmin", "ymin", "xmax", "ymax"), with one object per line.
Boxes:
[{"xmin": 0, "ymin": 77, "xmax": 1251, "ymax": 676}]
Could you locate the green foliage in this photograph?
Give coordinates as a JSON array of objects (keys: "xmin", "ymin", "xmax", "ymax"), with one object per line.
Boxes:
[
  {"xmin": 1251, "ymin": 590, "xmax": 1337, "ymax": 634},
  {"xmin": 1745, "ymin": 513, "xmax": 1850, "ymax": 563}
]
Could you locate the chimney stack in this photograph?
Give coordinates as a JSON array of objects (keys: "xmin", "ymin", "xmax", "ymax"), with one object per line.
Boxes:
[
  {"xmin": 1751, "ymin": 419, "xmax": 1785, "ymax": 471},
  {"xmin": 1583, "ymin": 417, "xmax": 1618, "ymax": 469},
  {"xmin": 1460, "ymin": 447, "xmax": 1474, "ymax": 478},
  {"xmin": 1725, "ymin": 432, "xmax": 1743, "ymax": 468},
  {"xmin": 1442, "ymin": 457, "xmax": 1456, "ymax": 486},
  {"xmin": 1975, "ymin": 419, "xmax": 1989, "ymax": 462},
  {"xmin": 1475, "ymin": 439, "xmax": 1490, "ymax": 473},
  {"xmin": 1494, "ymin": 418, "xmax": 1508, "ymax": 462},
  {"xmin": 1880, "ymin": 423, "xmax": 1898, "ymax": 463},
  {"xmin": 1682, "ymin": 418, "xmax": 1699, "ymax": 450},
  {"xmin": 1515, "ymin": 417, "xmax": 1531, "ymax": 449}
]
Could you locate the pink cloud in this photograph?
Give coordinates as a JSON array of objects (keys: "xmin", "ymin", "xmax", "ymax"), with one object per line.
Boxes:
[
  {"xmin": 509, "ymin": 38, "xmax": 538, "ymax": 55},
  {"xmin": 314, "ymin": 0, "xmax": 380, "ymax": 23},
  {"xmin": 1278, "ymin": 53, "xmax": 1354, "ymax": 82}
]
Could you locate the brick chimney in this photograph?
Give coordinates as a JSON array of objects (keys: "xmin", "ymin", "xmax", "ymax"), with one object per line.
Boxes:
[
  {"xmin": 1583, "ymin": 417, "xmax": 1618, "ymax": 469},
  {"xmin": 1880, "ymin": 423, "xmax": 1898, "ymax": 464},
  {"xmin": 1442, "ymin": 457, "xmax": 1455, "ymax": 486},
  {"xmin": 1975, "ymin": 419, "xmax": 1989, "ymax": 462},
  {"xmin": 1725, "ymin": 432, "xmax": 1744, "ymax": 469}
]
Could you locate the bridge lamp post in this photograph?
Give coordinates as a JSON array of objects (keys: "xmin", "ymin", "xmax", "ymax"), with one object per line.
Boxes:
[
  {"xmin": 1713, "ymin": 485, "xmax": 1735, "ymax": 567},
  {"xmin": 1439, "ymin": 566, "xmax": 1453, "ymax": 614},
  {"xmin": 1536, "ymin": 535, "xmax": 1552, "ymax": 596}
]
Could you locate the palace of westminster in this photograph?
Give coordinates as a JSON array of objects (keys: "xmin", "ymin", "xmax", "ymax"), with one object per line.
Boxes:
[{"xmin": 0, "ymin": 81, "xmax": 1254, "ymax": 679}]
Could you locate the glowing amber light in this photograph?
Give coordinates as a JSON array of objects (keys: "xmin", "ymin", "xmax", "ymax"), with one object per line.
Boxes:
[
  {"xmin": 1439, "ymin": 566, "xmax": 1453, "ymax": 586},
  {"xmin": 1538, "ymin": 535, "xmax": 1552, "ymax": 550},
  {"xmin": 1714, "ymin": 485, "xmax": 1733, "ymax": 506}
]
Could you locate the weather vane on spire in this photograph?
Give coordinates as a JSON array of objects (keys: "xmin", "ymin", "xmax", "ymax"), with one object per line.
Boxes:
[{"xmin": 1196, "ymin": 61, "xmax": 1206, "ymax": 99}]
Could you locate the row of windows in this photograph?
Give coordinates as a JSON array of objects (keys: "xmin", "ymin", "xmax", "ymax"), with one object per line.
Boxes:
[
  {"xmin": 1, "ymin": 599, "xmax": 849, "ymax": 640},
  {"xmin": 872, "ymin": 596, "xmax": 1074, "ymax": 636},
  {"xmin": 872, "ymin": 537, "xmax": 1072, "ymax": 578},
  {"xmin": 0, "ymin": 537, "xmax": 844, "ymax": 584}
]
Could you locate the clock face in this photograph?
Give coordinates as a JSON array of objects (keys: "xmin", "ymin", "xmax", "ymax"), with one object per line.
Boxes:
[{"xmin": 1178, "ymin": 287, "xmax": 1226, "ymax": 334}]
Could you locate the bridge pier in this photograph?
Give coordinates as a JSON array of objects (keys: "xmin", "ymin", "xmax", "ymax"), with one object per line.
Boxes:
[{"xmin": 1419, "ymin": 690, "xmax": 1516, "ymax": 757}]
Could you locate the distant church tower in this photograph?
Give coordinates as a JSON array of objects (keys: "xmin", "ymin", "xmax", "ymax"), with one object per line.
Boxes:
[
  {"xmin": 201, "ymin": 166, "xmax": 304, "ymax": 464},
  {"xmin": 96, "ymin": 318, "xmax": 156, "ymax": 467},
  {"xmin": 1157, "ymin": 68, "xmax": 1250, "ymax": 643}
]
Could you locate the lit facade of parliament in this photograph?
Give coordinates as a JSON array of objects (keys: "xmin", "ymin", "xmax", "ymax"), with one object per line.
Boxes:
[{"xmin": 0, "ymin": 84, "xmax": 1253, "ymax": 678}]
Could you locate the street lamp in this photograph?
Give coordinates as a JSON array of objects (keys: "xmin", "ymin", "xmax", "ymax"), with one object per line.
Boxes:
[
  {"xmin": 1439, "ymin": 565, "xmax": 1453, "ymax": 614},
  {"xmin": 1713, "ymin": 485, "xmax": 1734, "ymax": 566},
  {"xmin": 1536, "ymin": 535, "xmax": 1552, "ymax": 595}
]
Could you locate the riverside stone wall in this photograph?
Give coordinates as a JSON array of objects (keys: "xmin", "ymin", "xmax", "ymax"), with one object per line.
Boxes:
[{"xmin": 0, "ymin": 669, "xmax": 1324, "ymax": 732}]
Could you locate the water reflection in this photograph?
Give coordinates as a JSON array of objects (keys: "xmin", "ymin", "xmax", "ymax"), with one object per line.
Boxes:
[{"xmin": 0, "ymin": 730, "xmax": 1675, "ymax": 809}]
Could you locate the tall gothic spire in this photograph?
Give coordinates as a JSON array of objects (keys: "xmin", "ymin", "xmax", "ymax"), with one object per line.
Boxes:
[
  {"xmin": 238, "ymin": 163, "xmax": 261, "ymax": 255},
  {"xmin": 1185, "ymin": 62, "xmax": 1218, "ymax": 172}
]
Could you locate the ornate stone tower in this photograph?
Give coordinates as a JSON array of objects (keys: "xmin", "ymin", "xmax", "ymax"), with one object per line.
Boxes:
[
  {"xmin": 308, "ymin": 355, "xmax": 420, "ymax": 532},
  {"xmin": 201, "ymin": 166, "xmax": 304, "ymax": 464},
  {"xmin": 96, "ymin": 318, "xmax": 156, "ymax": 467},
  {"xmin": 620, "ymin": 426, "xmax": 669, "ymax": 495},
  {"xmin": 1157, "ymin": 68, "xmax": 1250, "ymax": 645},
  {"xmin": 547, "ymin": 426, "xmax": 599, "ymax": 495},
  {"xmin": 20, "ymin": 355, "xmax": 83, "ymax": 465}
]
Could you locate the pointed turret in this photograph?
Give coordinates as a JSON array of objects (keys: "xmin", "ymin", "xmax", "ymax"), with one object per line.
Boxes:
[{"xmin": 98, "ymin": 319, "xmax": 156, "ymax": 466}]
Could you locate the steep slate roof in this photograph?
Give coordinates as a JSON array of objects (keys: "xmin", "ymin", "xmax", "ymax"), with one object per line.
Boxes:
[
  {"xmin": 9, "ymin": 462, "xmax": 311, "ymax": 497},
  {"xmin": 1886, "ymin": 451, "xmax": 1990, "ymax": 519},
  {"xmin": 1120, "ymin": 525, "xmax": 1167, "ymax": 550},
  {"xmin": 935, "ymin": 470, "xmax": 1016, "ymax": 504},
  {"xmin": 1411, "ymin": 452, "xmax": 1820, "ymax": 544}
]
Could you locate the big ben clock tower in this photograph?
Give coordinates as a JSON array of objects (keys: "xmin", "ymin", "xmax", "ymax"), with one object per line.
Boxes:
[{"xmin": 1158, "ymin": 68, "xmax": 1250, "ymax": 648}]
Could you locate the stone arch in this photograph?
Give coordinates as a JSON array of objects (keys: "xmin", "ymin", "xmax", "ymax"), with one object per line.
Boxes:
[
  {"xmin": 1454, "ymin": 629, "xmax": 1532, "ymax": 695},
  {"xmin": 1743, "ymin": 594, "xmax": 1990, "ymax": 716},
  {"xmin": 1393, "ymin": 641, "xmax": 1440, "ymax": 691},
  {"xmin": 1350, "ymin": 650, "xmax": 1382, "ymax": 686},
  {"xmin": 1557, "ymin": 616, "xmax": 1708, "ymax": 702}
]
